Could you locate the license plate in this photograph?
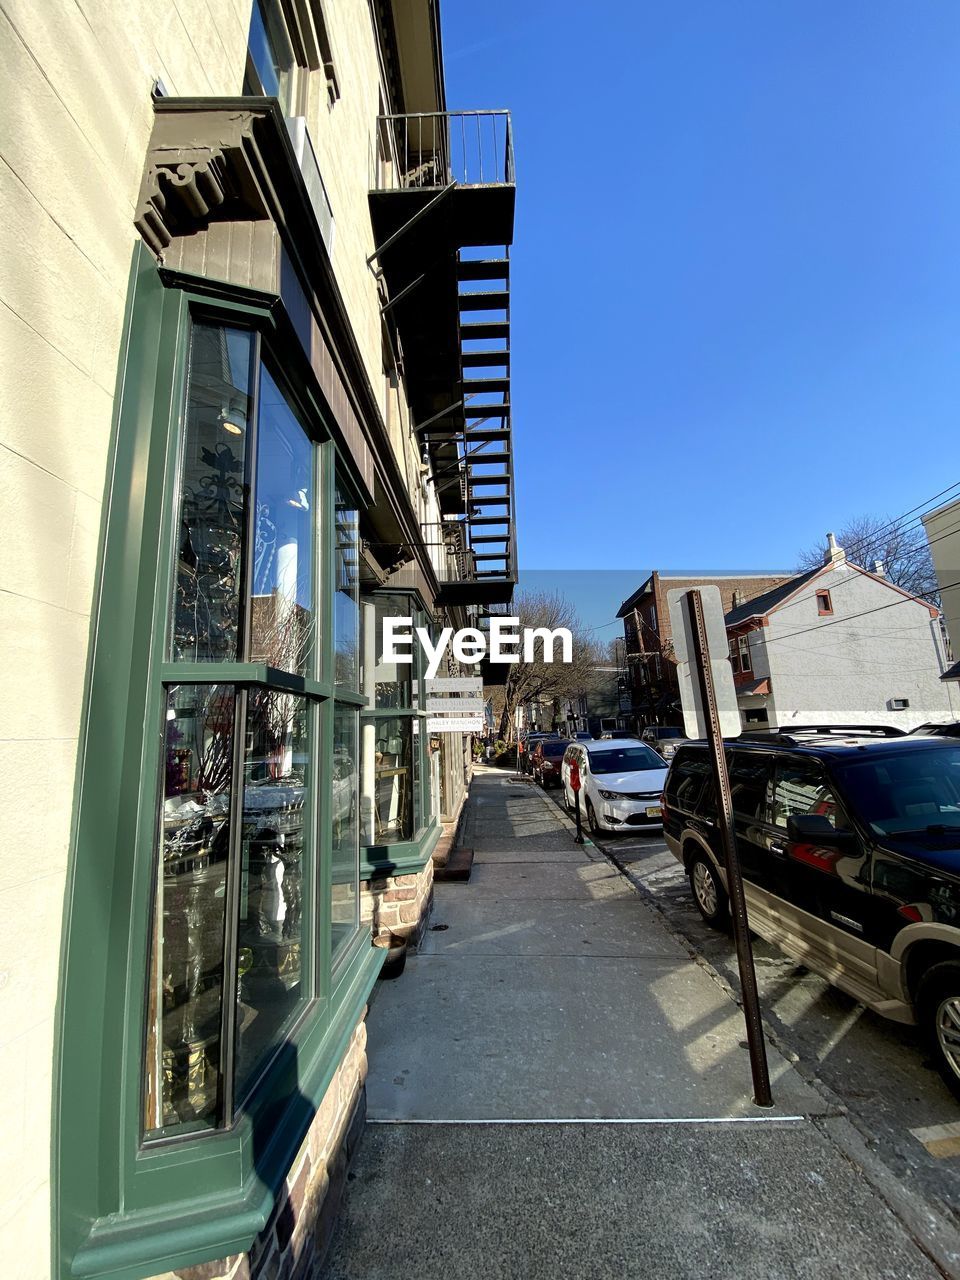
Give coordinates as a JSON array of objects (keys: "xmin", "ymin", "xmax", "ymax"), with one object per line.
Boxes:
[{"xmin": 645, "ymin": 806, "xmax": 662, "ymax": 818}]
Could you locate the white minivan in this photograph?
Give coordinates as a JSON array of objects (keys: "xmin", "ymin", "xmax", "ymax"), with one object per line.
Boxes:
[{"xmin": 561, "ymin": 739, "xmax": 669, "ymax": 836}]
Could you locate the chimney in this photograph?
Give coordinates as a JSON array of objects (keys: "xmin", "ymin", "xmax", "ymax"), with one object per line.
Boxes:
[
  {"xmin": 824, "ymin": 532, "xmax": 846, "ymax": 566},
  {"xmin": 872, "ymin": 559, "xmax": 885, "ymax": 578}
]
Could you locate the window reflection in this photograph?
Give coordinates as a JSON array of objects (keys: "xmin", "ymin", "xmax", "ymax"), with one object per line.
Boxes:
[
  {"xmin": 365, "ymin": 594, "xmax": 413, "ymax": 709},
  {"xmin": 249, "ymin": 369, "xmax": 314, "ymax": 676},
  {"xmin": 236, "ymin": 690, "xmax": 309, "ymax": 1098},
  {"xmin": 145, "ymin": 684, "xmax": 235, "ymax": 1138},
  {"xmin": 331, "ymin": 706, "xmax": 360, "ymax": 961},
  {"xmin": 369, "ymin": 716, "xmax": 414, "ymax": 844},
  {"xmin": 172, "ymin": 325, "xmax": 255, "ymax": 664},
  {"xmin": 334, "ymin": 483, "xmax": 359, "ymax": 688}
]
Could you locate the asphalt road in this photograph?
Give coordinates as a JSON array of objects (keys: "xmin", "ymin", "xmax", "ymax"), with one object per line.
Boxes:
[{"xmin": 538, "ymin": 781, "xmax": 960, "ymax": 1240}]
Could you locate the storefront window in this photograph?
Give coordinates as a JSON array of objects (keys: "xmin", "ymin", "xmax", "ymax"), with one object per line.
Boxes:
[
  {"xmin": 370, "ymin": 716, "xmax": 414, "ymax": 843},
  {"xmin": 235, "ymin": 690, "xmax": 310, "ymax": 1097},
  {"xmin": 144, "ymin": 319, "xmax": 363, "ymax": 1137},
  {"xmin": 331, "ymin": 705, "xmax": 360, "ymax": 961},
  {"xmin": 249, "ymin": 370, "xmax": 315, "ymax": 676},
  {"xmin": 171, "ymin": 325, "xmax": 255, "ymax": 664},
  {"xmin": 334, "ymin": 481, "xmax": 359, "ymax": 689},
  {"xmin": 369, "ymin": 593, "xmax": 412, "ymax": 708},
  {"xmin": 145, "ymin": 684, "xmax": 235, "ymax": 1138}
]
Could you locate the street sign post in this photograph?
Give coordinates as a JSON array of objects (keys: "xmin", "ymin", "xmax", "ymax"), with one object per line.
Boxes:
[{"xmin": 672, "ymin": 588, "xmax": 773, "ymax": 1109}]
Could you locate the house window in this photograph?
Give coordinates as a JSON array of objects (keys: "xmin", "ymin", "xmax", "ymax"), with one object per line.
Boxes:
[
  {"xmin": 738, "ymin": 635, "xmax": 752, "ymax": 673},
  {"xmin": 816, "ymin": 590, "xmax": 833, "ymax": 616},
  {"xmin": 729, "ymin": 639, "xmax": 740, "ymax": 674},
  {"xmin": 244, "ymin": 0, "xmax": 296, "ymax": 112}
]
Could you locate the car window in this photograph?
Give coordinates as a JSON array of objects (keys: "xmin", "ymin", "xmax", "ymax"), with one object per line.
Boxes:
[
  {"xmin": 834, "ymin": 745, "xmax": 960, "ymax": 836},
  {"xmin": 666, "ymin": 751, "xmax": 713, "ymax": 814},
  {"xmin": 588, "ymin": 745, "xmax": 664, "ymax": 774},
  {"xmin": 767, "ymin": 759, "xmax": 847, "ymax": 830},
  {"xmin": 728, "ymin": 752, "xmax": 772, "ymax": 820}
]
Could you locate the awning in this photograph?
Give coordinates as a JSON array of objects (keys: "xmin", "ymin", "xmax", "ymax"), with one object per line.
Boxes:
[
  {"xmin": 737, "ymin": 677, "xmax": 770, "ymax": 696},
  {"xmin": 942, "ymin": 659, "xmax": 960, "ymax": 682}
]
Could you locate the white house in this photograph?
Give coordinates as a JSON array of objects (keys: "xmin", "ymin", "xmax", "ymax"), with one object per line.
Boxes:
[{"xmin": 725, "ymin": 534, "xmax": 960, "ymax": 731}]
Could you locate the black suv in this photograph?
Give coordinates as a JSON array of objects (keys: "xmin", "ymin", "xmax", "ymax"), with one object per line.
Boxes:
[{"xmin": 662, "ymin": 729, "xmax": 960, "ymax": 1092}]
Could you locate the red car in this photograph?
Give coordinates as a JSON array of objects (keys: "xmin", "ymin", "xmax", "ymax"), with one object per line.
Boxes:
[{"xmin": 531, "ymin": 738, "xmax": 571, "ymax": 788}]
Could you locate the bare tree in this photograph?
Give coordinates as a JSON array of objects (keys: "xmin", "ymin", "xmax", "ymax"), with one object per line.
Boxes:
[
  {"xmin": 796, "ymin": 515, "xmax": 938, "ymax": 601},
  {"xmin": 491, "ymin": 591, "xmax": 600, "ymax": 741}
]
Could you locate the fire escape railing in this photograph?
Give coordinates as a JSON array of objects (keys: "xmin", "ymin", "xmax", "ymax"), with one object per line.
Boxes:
[{"xmin": 372, "ymin": 110, "xmax": 515, "ymax": 192}]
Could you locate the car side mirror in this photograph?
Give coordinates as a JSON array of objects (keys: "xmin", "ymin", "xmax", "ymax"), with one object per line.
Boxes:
[{"xmin": 786, "ymin": 814, "xmax": 855, "ymax": 847}]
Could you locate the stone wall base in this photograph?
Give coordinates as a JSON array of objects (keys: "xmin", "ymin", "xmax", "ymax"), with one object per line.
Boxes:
[
  {"xmin": 151, "ymin": 1015, "xmax": 369, "ymax": 1280},
  {"xmin": 361, "ymin": 858, "xmax": 434, "ymax": 954}
]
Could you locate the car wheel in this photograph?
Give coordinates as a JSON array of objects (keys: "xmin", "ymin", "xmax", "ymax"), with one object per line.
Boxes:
[
  {"xmin": 586, "ymin": 799, "xmax": 602, "ymax": 836},
  {"xmin": 916, "ymin": 961, "xmax": 960, "ymax": 1098},
  {"xmin": 689, "ymin": 851, "xmax": 729, "ymax": 928},
  {"xmin": 564, "ymin": 787, "xmax": 574, "ymax": 812}
]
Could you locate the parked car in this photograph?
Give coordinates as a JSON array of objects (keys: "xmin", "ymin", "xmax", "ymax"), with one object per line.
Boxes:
[
  {"xmin": 519, "ymin": 731, "xmax": 558, "ymax": 773},
  {"xmin": 662, "ymin": 729, "xmax": 960, "ymax": 1093},
  {"xmin": 561, "ymin": 739, "xmax": 669, "ymax": 835},
  {"xmin": 531, "ymin": 738, "xmax": 571, "ymax": 788},
  {"xmin": 911, "ymin": 722, "xmax": 960, "ymax": 739},
  {"xmin": 640, "ymin": 725, "xmax": 691, "ymax": 761}
]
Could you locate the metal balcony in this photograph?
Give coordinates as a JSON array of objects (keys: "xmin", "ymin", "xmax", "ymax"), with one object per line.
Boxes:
[{"xmin": 369, "ymin": 112, "xmax": 516, "ymax": 606}]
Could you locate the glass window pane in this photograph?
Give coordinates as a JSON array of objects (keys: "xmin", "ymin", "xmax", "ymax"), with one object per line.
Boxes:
[
  {"xmin": 363, "ymin": 594, "xmax": 413, "ymax": 708},
  {"xmin": 171, "ymin": 325, "xmax": 255, "ymax": 664},
  {"xmin": 332, "ymin": 705, "xmax": 360, "ymax": 962},
  {"xmin": 364, "ymin": 716, "xmax": 414, "ymax": 844},
  {"xmin": 236, "ymin": 691, "xmax": 310, "ymax": 1098},
  {"xmin": 250, "ymin": 369, "xmax": 315, "ymax": 676},
  {"xmin": 247, "ymin": 0, "xmax": 294, "ymax": 110},
  {"xmin": 770, "ymin": 763, "xmax": 845, "ymax": 830},
  {"xmin": 144, "ymin": 685, "xmax": 236, "ymax": 1139},
  {"xmin": 334, "ymin": 481, "xmax": 359, "ymax": 689}
]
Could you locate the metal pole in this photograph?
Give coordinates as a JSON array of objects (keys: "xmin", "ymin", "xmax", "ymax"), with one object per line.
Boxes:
[
  {"xmin": 684, "ymin": 589, "xmax": 773, "ymax": 1108},
  {"xmin": 573, "ymin": 788, "xmax": 584, "ymax": 844}
]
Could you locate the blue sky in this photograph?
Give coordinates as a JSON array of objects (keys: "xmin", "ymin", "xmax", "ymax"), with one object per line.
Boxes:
[{"xmin": 441, "ymin": 1, "xmax": 960, "ymax": 575}]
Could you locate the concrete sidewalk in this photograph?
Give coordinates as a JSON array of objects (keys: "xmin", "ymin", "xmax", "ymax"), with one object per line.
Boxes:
[{"xmin": 321, "ymin": 768, "xmax": 943, "ymax": 1279}]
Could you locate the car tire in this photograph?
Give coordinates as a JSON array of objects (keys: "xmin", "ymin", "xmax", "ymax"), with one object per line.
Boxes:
[
  {"xmin": 586, "ymin": 799, "xmax": 602, "ymax": 836},
  {"xmin": 689, "ymin": 850, "xmax": 729, "ymax": 928},
  {"xmin": 916, "ymin": 961, "xmax": 960, "ymax": 1098}
]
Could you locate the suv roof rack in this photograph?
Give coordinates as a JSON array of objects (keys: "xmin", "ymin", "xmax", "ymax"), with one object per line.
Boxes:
[{"xmin": 738, "ymin": 724, "xmax": 908, "ymax": 747}]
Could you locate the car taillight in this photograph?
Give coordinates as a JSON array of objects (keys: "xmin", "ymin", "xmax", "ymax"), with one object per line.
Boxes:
[{"xmin": 660, "ymin": 791, "xmax": 670, "ymax": 818}]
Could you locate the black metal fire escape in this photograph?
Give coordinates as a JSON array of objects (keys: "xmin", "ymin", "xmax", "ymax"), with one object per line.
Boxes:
[{"xmin": 368, "ymin": 110, "xmax": 516, "ymax": 605}]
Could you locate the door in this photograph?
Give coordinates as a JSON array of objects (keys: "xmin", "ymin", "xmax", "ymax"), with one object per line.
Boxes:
[{"xmin": 765, "ymin": 757, "xmax": 871, "ymax": 941}]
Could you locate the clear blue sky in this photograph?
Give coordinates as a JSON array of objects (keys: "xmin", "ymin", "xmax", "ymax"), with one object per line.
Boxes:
[{"xmin": 441, "ymin": 1, "xmax": 960, "ymax": 573}]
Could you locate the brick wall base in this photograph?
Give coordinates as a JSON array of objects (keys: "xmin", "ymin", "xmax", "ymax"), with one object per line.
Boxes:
[
  {"xmin": 361, "ymin": 858, "xmax": 434, "ymax": 953},
  {"xmin": 150, "ymin": 1016, "xmax": 369, "ymax": 1280}
]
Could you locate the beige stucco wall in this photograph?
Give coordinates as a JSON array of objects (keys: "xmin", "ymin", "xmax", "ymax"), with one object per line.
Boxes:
[
  {"xmin": 0, "ymin": 4, "xmax": 248, "ymax": 1273},
  {"xmin": 0, "ymin": 2, "xmax": 438, "ymax": 1268},
  {"xmin": 922, "ymin": 498, "xmax": 960, "ymax": 661}
]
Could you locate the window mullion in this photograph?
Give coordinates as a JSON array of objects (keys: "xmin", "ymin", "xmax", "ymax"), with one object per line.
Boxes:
[
  {"xmin": 218, "ymin": 686, "xmax": 250, "ymax": 1125},
  {"xmin": 238, "ymin": 334, "xmax": 264, "ymax": 664}
]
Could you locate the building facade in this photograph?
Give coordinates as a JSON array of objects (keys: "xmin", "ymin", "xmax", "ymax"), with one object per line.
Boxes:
[
  {"xmin": 725, "ymin": 539, "xmax": 959, "ymax": 730},
  {"xmin": 922, "ymin": 496, "xmax": 960, "ymax": 682},
  {"xmin": 617, "ymin": 570, "xmax": 791, "ymax": 726},
  {"xmin": 0, "ymin": 2, "xmax": 515, "ymax": 1276}
]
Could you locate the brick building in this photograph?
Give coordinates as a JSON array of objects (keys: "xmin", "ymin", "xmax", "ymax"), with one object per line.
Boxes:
[{"xmin": 617, "ymin": 570, "xmax": 791, "ymax": 725}]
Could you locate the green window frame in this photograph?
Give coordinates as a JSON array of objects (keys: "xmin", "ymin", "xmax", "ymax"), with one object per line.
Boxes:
[
  {"xmin": 359, "ymin": 593, "xmax": 436, "ymax": 875},
  {"xmin": 54, "ymin": 250, "xmax": 382, "ymax": 1280}
]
